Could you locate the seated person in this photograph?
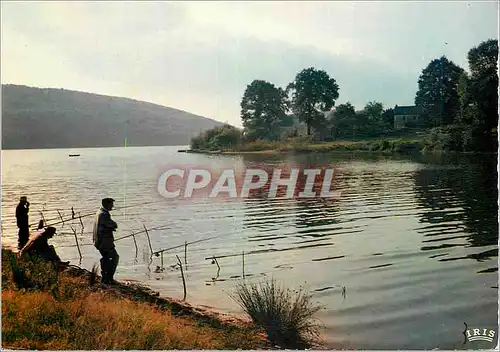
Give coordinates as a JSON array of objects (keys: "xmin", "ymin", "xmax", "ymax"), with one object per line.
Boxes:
[{"xmin": 18, "ymin": 226, "xmax": 69, "ymax": 266}]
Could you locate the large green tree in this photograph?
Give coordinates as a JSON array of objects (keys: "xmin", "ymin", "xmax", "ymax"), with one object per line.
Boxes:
[
  {"xmin": 287, "ymin": 67, "xmax": 339, "ymax": 136},
  {"xmin": 240, "ymin": 80, "xmax": 289, "ymax": 141},
  {"xmin": 415, "ymin": 56, "xmax": 465, "ymax": 127},
  {"xmin": 467, "ymin": 39, "xmax": 498, "ymax": 151}
]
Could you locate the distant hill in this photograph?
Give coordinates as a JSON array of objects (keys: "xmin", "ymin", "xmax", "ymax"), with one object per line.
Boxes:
[{"xmin": 1, "ymin": 84, "xmax": 225, "ymax": 149}]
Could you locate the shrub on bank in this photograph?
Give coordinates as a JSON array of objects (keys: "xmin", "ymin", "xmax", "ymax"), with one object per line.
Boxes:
[
  {"xmin": 231, "ymin": 278, "xmax": 323, "ymax": 349},
  {"xmin": 190, "ymin": 124, "xmax": 242, "ymax": 151}
]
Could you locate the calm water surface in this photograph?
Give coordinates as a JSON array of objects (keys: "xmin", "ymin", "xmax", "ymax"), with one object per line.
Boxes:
[{"xmin": 1, "ymin": 146, "xmax": 498, "ymax": 349}]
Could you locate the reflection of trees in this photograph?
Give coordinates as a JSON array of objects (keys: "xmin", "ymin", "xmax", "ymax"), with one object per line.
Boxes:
[{"xmin": 414, "ymin": 155, "xmax": 498, "ymax": 260}]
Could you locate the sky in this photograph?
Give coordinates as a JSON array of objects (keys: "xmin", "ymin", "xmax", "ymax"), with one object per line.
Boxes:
[{"xmin": 1, "ymin": 1, "xmax": 498, "ymax": 127}]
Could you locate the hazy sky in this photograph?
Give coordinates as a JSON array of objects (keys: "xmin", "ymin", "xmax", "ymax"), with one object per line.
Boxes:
[{"xmin": 2, "ymin": 1, "xmax": 498, "ymax": 127}]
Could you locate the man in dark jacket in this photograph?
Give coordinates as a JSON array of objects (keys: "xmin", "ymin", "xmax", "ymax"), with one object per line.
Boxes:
[
  {"xmin": 93, "ymin": 198, "xmax": 119, "ymax": 285},
  {"xmin": 16, "ymin": 196, "xmax": 30, "ymax": 250}
]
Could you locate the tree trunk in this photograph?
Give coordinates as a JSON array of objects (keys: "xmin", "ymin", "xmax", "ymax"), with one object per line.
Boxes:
[{"xmin": 307, "ymin": 123, "xmax": 311, "ymax": 136}]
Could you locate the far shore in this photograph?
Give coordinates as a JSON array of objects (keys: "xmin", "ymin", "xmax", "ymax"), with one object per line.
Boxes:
[{"xmin": 179, "ymin": 137, "xmax": 498, "ymax": 156}]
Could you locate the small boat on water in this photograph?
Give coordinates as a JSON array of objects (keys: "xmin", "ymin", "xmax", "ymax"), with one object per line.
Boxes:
[{"xmin": 69, "ymin": 154, "xmax": 80, "ymax": 157}]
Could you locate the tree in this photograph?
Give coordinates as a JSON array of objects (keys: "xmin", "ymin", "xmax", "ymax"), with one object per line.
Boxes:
[
  {"xmin": 457, "ymin": 72, "xmax": 472, "ymax": 124},
  {"xmin": 362, "ymin": 101, "xmax": 387, "ymax": 136},
  {"xmin": 381, "ymin": 108, "xmax": 395, "ymax": 130},
  {"xmin": 415, "ymin": 56, "xmax": 465, "ymax": 127},
  {"xmin": 287, "ymin": 67, "xmax": 339, "ymax": 136},
  {"xmin": 363, "ymin": 101, "xmax": 384, "ymax": 121},
  {"xmin": 240, "ymin": 80, "xmax": 289, "ymax": 141},
  {"xmin": 466, "ymin": 39, "xmax": 498, "ymax": 151},
  {"xmin": 468, "ymin": 39, "xmax": 498, "ymax": 78},
  {"xmin": 328, "ymin": 102, "xmax": 356, "ymax": 139}
]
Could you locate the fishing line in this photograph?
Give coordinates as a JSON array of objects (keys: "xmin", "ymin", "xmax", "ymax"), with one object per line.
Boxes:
[{"xmin": 123, "ymin": 119, "xmax": 129, "ymax": 220}]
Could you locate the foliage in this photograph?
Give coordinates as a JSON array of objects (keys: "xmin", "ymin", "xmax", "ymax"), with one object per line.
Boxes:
[
  {"xmin": 190, "ymin": 124, "xmax": 242, "ymax": 151},
  {"xmin": 327, "ymin": 102, "xmax": 391, "ymax": 140},
  {"xmin": 287, "ymin": 67, "xmax": 339, "ymax": 136},
  {"xmin": 381, "ymin": 108, "xmax": 395, "ymax": 130},
  {"xmin": 415, "ymin": 56, "xmax": 465, "ymax": 126},
  {"xmin": 457, "ymin": 72, "xmax": 471, "ymax": 123},
  {"xmin": 465, "ymin": 39, "xmax": 498, "ymax": 152},
  {"xmin": 231, "ymin": 278, "xmax": 323, "ymax": 349},
  {"xmin": 240, "ymin": 80, "xmax": 289, "ymax": 141},
  {"xmin": 327, "ymin": 102, "xmax": 356, "ymax": 140},
  {"xmin": 364, "ymin": 101, "xmax": 384, "ymax": 121},
  {"xmin": 468, "ymin": 39, "xmax": 498, "ymax": 77},
  {"xmin": 423, "ymin": 125, "xmax": 466, "ymax": 152},
  {"xmin": 230, "ymin": 38, "xmax": 497, "ymax": 154}
]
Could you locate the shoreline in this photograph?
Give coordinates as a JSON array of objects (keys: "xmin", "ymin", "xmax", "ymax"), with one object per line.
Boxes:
[
  {"xmin": 179, "ymin": 146, "xmax": 498, "ymax": 156},
  {"xmin": 1, "ymin": 248, "xmax": 275, "ymax": 350},
  {"xmin": 180, "ymin": 134, "xmax": 499, "ymax": 156},
  {"xmin": 63, "ymin": 264, "xmax": 255, "ymax": 330}
]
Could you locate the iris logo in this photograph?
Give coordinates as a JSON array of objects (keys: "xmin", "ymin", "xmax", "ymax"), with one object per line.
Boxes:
[{"xmin": 465, "ymin": 327, "xmax": 496, "ymax": 343}]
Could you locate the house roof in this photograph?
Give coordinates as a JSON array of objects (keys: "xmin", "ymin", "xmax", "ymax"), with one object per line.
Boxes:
[{"xmin": 394, "ymin": 105, "xmax": 421, "ymax": 115}]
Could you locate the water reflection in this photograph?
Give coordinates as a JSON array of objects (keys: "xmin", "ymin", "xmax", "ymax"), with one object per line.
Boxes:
[{"xmin": 414, "ymin": 154, "xmax": 498, "ymax": 261}]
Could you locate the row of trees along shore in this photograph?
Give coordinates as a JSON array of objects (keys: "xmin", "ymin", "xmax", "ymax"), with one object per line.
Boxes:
[{"xmin": 191, "ymin": 39, "xmax": 498, "ymax": 153}]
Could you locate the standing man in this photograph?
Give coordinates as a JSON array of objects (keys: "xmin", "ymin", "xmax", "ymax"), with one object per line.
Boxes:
[
  {"xmin": 16, "ymin": 196, "xmax": 30, "ymax": 250},
  {"xmin": 93, "ymin": 198, "xmax": 119, "ymax": 285}
]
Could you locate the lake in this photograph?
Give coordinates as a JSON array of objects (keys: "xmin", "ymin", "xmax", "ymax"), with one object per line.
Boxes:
[{"xmin": 1, "ymin": 146, "xmax": 498, "ymax": 349}]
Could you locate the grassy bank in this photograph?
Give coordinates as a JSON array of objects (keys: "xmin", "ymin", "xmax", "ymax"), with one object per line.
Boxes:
[
  {"xmin": 1, "ymin": 248, "xmax": 270, "ymax": 350},
  {"xmin": 184, "ymin": 137, "xmax": 425, "ymax": 155}
]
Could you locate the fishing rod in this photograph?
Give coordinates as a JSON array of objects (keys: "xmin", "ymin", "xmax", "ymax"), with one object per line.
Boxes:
[
  {"xmin": 203, "ymin": 241, "xmax": 334, "ymax": 261},
  {"xmin": 28, "ymin": 199, "xmax": 168, "ymax": 228},
  {"xmin": 152, "ymin": 236, "xmax": 219, "ymax": 256},
  {"xmin": 114, "ymin": 223, "xmax": 173, "ymax": 242}
]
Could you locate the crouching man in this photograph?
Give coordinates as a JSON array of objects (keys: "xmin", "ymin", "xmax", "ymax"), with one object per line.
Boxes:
[{"xmin": 18, "ymin": 226, "xmax": 69, "ymax": 268}]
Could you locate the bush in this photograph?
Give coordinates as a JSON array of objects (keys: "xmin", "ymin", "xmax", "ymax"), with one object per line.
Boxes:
[
  {"xmin": 231, "ymin": 278, "xmax": 323, "ymax": 349},
  {"xmin": 190, "ymin": 124, "xmax": 242, "ymax": 151},
  {"xmin": 381, "ymin": 140, "xmax": 391, "ymax": 150},
  {"xmin": 424, "ymin": 125, "xmax": 468, "ymax": 152}
]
